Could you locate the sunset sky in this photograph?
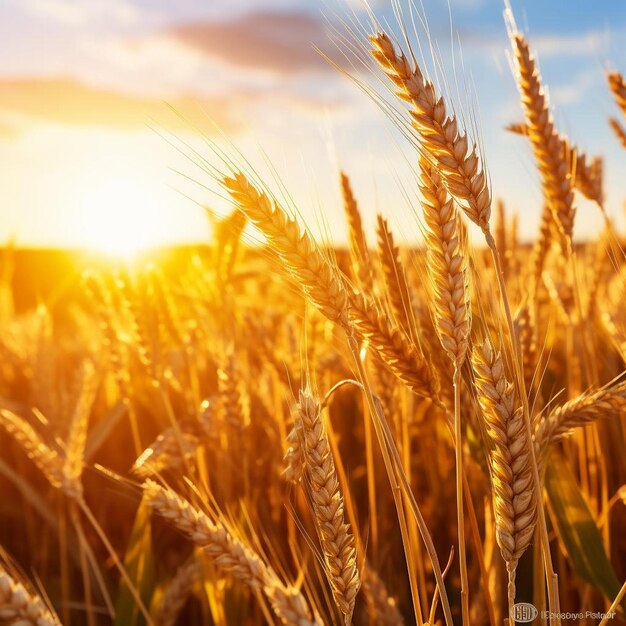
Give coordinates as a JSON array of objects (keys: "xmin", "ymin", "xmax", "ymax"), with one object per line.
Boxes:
[{"xmin": 1, "ymin": 0, "xmax": 625, "ymax": 251}]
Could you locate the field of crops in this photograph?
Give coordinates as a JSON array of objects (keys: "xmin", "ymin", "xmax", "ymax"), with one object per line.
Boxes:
[{"xmin": 1, "ymin": 4, "xmax": 626, "ymax": 626}]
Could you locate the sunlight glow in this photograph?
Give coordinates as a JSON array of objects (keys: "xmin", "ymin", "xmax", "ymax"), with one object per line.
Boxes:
[{"xmin": 77, "ymin": 179, "xmax": 170, "ymax": 259}]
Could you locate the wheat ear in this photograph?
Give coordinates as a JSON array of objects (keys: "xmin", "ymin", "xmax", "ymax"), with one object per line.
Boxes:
[
  {"xmin": 297, "ymin": 390, "xmax": 360, "ymax": 624},
  {"xmin": 284, "ymin": 418, "xmax": 305, "ymax": 485},
  {"xmin": 370, "ymin": 31, "xmax": 491, "ymax": 232},
  {"xmin": 608, "ymin": 71, "xmax": 626, "ymax": 115},
  {"xmin": 376, "ymin": 214, "xmax": 420, "ymax": 344},
  {"xmin": 471, "ymin": 340, "xmax": 536, "ymax": 620},
  {"xmin": 143, "ymin": 481, "xmax": 321, "ymax": 626},
  {"xmin": 0, "ymin": 566, "xmax": 62, "ymax": 626},
  {"xmin": 224, "ymin": 173, "xmax": 349, "ymax": 328},
  {"xmin": 507, "ymin": 122, "xmax": 604, "ymax": 207},
  {"xmin": 419, "ymin": 157, "xmax": 471, "ymax": 368},
  {"xmin": 340, "ymin": 171, "xmax": 374, "ymax": 292},
  {"xmin": 0, "ymin": 409, "xmax": 65, "ymax": 490},
  {"xmin": 535, "ymin": 381, "xmax": 626, "ymax": 462},
  {"xmin": 361, "ymin": 568, "xmax": 405, "ymax": 626},
  {"xmin": 132, "ymin": 429, "xmax": 199, "ymax": 479},
  {"xmin": 609, "ymin": 117, "xmax": 626, "ymax": 149},
  {"xmin": 511, "ymin": 33, "xmax": 576, "ymax": 253},
  {"xmin": 349, "ymin": 290, "xmax": 440, "ymax": 401},
  {"xmin": 154, "ymin": 558, "xmax": 201, "ymax": 626}
]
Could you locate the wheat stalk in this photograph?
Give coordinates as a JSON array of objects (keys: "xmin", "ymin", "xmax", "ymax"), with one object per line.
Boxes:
[
  {"xmin": 472, "ymin": 340, "xmax": 537, "ymax": 620},
  {"xmin": 419, "ymin": 154, "xmax": 472, "ymax": 623},
  {"xmin": 297, "ymin": 390, "xmax": 360, "ymax": 624}
]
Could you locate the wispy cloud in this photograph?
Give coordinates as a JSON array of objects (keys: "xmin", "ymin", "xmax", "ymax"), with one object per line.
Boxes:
[
  {"xmin": 549, "ymin": 68, "xmax": 598, "ymax": 106},
  {"xmin": 530, "ymin": 29, "xmax": 611, "ymax": 58},
  {"xmin": 166, "ymin": 10, "xmax": 344, "ymax": 75},
  {"xmin": 0, "ymin": 78, "xmax": 240, "ymax": 134}
]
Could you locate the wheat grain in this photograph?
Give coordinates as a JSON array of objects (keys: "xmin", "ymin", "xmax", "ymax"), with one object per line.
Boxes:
[
  {"xmin": 609, "ymin": 117, "xmax": 626, "ymax": 149},
  {"xmin": 507, "ymin": 122, "xmax": 604, "ymax": 206},
  {"xmin": 0, "ymin": 409, "xmax": 64, "ymax": 491},
  {"xmin": 608, "ymin": 71, "xmax": 626, "ymax": 116},
  {"xmin": 376, "ymin": 214, "xmax": 418, "ymax": 342},
  {"xmin": 132, "ymin": 429, "xmax": 199, "ymax": 479}
]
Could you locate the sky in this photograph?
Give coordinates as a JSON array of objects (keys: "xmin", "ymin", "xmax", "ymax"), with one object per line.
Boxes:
[{"xmin": 0, "ymin": 0, "xmax": 625, "ymax": 252}]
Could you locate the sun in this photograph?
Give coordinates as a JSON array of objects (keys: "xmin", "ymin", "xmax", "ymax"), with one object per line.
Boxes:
[{"xmin": 77, "ymin": 179, "xmax": 170, "ymax": 259}]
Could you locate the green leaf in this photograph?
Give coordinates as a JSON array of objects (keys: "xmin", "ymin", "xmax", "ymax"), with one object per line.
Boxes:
[
  {"xmin": 545, "ymin": 451, "xmax": 622, "ymax": 606},
  {"xmin": 114, "ymin": 494, "xmax": 155, "ymax": 626}
]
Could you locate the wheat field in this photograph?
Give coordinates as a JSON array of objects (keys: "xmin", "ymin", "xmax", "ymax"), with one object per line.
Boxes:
[{"xmin": 1, "ymin": 4, "xmax": 626, "ymax": 626}]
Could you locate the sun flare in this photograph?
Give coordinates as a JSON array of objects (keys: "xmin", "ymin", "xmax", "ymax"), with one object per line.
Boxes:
[{"xmin": 78, "ymin": 179, "xmax": 170, "ymax": 259}]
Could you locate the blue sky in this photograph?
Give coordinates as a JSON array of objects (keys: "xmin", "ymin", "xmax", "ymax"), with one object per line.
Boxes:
[{"xmin": 0, "ymin": 0, "xmax": 624, "ymax": 250}]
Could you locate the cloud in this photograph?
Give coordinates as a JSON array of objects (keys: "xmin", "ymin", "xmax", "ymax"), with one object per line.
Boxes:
[
  {"xmin": 166, "ymin": 10, "xmax": 343, "ymax": 75},
  {"xmin": 549, "ymin": 68, "xmax": 598, "ymax": 106},
  {"xmin": 0, "ymin": 78, "xmax": 241, "ymax": 134},
  {"xmin": 530, "ymin": 30, "xmax": 611, "ymax": 58}
]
